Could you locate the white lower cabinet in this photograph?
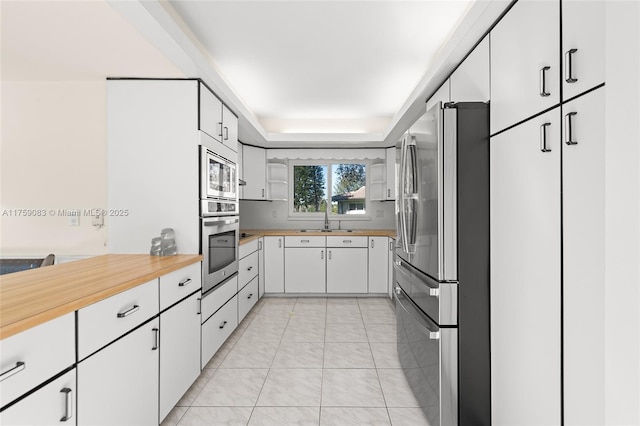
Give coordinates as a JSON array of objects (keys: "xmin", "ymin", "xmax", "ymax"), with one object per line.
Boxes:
[
  {"xmin": 159, "ymin": 291, "xmax": 201, "ymax": 423},
  {"xmin": 368, "ymin": 237, "xmax": 389, "ymax": 293},
  {"xmin": 238, "ymin": 277, "xmax": 259, "ymax": 322},
  {"xmin": 284, "ymin": 247, "xmax": 326, "ymax": 293},
  {"xmin": 201, "ymin": 296, "xmax": 238, "ymax": 369},
  {"xmin": 258, "ymin": 238, "xmax": 265, "ymax": 298},
  {"xmin": 78, "ymin": 318, "xmax": 160, "ymax": 425},
  {"xmin": 326, "ymin": 248, "xmax": 368, "ymax": 293},
  {"xmin": 0, "ymin": 369, "xmax": 76, "ymax": 425},
  {"xmin": 264, "ymin": 236, "xmax": 285, "ymax": 293}
]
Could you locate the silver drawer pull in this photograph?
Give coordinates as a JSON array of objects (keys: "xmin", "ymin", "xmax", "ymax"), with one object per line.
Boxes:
[
  {"xmin": 117, "ymin": 304, "xmax": 139, "ymax": 318},
  {"xmin": 247, "ymin": 266, "xmax": 253, "ymax": 271},
  {"xmin": 0, "ymin": 361, "xmax": 26, "ymax": 382},
  {"xmin": 60, "ymin": 387, "xmax": 73, "ymax": 422},
  {"xmin": 152, "ymin": 328, "xmax": 159, "ymax": 350},
  {"xmin": 565, "ymin": 112, "xmax": 578, "ymax": 145},
  {"xmin": 343, "ymin": 240, "xmax": 352, "ymax": 244},
  {"xmin": 301, "ymin": 239, "xmax": 310, "ymax": 243},
  {"xmin": 247, "ymin": 293, "xmax": 253, "ymax": 299},
  {"xmin": 540, "ymin": 123, "xmax": 551, "ymax": 153},
  {"xmin": 219, "ymin": 320, "xmax": 228, "ymax": 329},
  {"xmin": 179, "ymin": 278, "xmax": 192, "ymax": 287},
  {"xmin": 197, "ymin": 297, "xmax": 202, "ymax": 315},
  {"xmin": 540, "ymin": 66, "xmax": 551, "ymax": 97},
  {"xmin": 565, "ymin": 48, "xmax": 578, "ymax": 83}
]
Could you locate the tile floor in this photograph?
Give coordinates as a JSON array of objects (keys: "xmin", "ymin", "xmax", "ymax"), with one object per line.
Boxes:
[{"xmin": 161, "ymin": 297, "xmax": 430, "ymax": 426}]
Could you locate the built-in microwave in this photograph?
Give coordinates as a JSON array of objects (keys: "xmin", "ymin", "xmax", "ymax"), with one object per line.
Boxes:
[{"xmin": 200, "ymin": 146, "xmax": 237, "ymax": 201}]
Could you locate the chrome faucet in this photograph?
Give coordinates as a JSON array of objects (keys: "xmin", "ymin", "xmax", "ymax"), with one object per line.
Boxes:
[{"xmin": 324, "ymin": 209, "xmax": 330, "ymax": 230}]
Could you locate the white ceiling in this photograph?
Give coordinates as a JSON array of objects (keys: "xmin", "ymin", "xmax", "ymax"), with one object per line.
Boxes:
[{"xmin": 1, "ymin": 0, "xmax": 509, "ymax": 147}]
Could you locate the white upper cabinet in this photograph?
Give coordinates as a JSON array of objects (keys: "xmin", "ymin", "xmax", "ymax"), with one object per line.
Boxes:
[
  {"xmin": 562, "ymin": 0, "xmax": 605, "ymax": 100},
  {"xmin": 242, "ymin": 145, "xmax": 266, "ymax": 200},
  {"xmin": 199, "ymin": 82, "xmax": 223, "ymax": 142},
  {"xmin": 385, "ymin": 147, "xmax": 396, "ymax": 200},
  {"xmin": 426, "ymin": 79, "xmax": 450, "ymax": 111},
  {"xmin": 450, "ymin": 36, "xmax": 490, "ymax": 103},
  {"xmin": 490, "ymin": 0, "xmax": 560, "ymax": 134},
  {"xmin": 222, "ymin": 105, "xmax": 238, "ymax": 152}
]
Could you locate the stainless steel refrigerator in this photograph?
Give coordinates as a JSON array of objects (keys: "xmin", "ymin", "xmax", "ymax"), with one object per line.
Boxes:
[{"xmin": 394, "ymin": 101, "xmax": 490, "ymax": 425}]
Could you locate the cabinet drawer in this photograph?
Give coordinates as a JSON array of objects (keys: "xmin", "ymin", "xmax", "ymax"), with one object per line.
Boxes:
[
  {"xmin": 78, "ymin": 279, "xmax": 159, "ymax": 360},
  {"xmin": 0, "ymin": 313, "xmax": 75, "ymax": 408},
  {"xmin": 239, "ymin": 251, "xmax": 259, "ymax": 289},
  {"xmin": 238, "ymin": 276, "xmax": 259, "ymax": 323},
  {"xmin": 201, "ymin": 295, "xmax": 238, "ymax": 369},
  {"xmin": 285, "ymin": 236, "xmax": 325, "ymax": 247},
  {"xmin": 239, "ymin": 238, "xmax": 259, "ymax": 259},
  {"xmin": 201, "ymin": 275, "xmax": 237, "ymax": 323},
  {"xmin": 159, "ymin": 262, "xmax": 202, "ymax": 311},
  {"xmin": 326, "ymin": 236, "xmax": 368, "ymax": 248}
]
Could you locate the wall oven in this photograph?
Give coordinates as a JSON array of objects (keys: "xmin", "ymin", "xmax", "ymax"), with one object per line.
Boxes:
[{"xmin": 201, "ymin": 216, "xmax": 239, "ymax": 294}]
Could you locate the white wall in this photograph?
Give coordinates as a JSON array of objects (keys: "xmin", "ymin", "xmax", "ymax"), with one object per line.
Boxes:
[
  {"xmin": 604, "ymin": 1, "xmax": 640, "ymax": 423},
  {"xmin": 0, "ymin": 81, "xmax": 108, "ymax": 257},
  {"xmin": 239, "ymin": 199, "xmax": 395, "ymax": 230}
]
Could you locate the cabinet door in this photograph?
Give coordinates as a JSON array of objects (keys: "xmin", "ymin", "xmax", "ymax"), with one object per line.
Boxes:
[
  {"xmin": 285, "ymin": 248, "xmax": 326, "ymax": 293},
  {"xmin": 222, "ymin": 105, "xmax": 238, "ymax": 152},
  {"xmin": 327, "ymin": 248, "xmax": 368, "ymax": 293},
  {"xmin": 562, "ymin": 88, "xmax": 605, "ymax": 425},
  {"xmin": 562, "ymin": 1, "xmax": 604, "ymax": 100},
  {"xmin": 368, "ymin": 237, "xmax": 389, "ymax": 293},
  {"xmin": 242, "ymin": 146, "xmax": 266, "ymax": 200},
  {"xmin": 450, "ymin": 36, "xmax": 490, "ymax": 102},
  {"xmin": 264, "ymin": 236, "xmax": 285, "ymax": 293},
  {"xmin": 159, "ymin": 292, "xmax": 201, "ymax": 423},
  {"xmin": 0, "ymin": 369, "xmax": 76, "ymax": 425},
  {"xmin": 490, "ymin": 0, "xmax": 559, "ymax": 134},
  {"xmin": 385, "ymin": 147, "xmax": 397, "ymax": 200},
  {"xmin": 388, "ymin": 239, "xmax": 395, "ymax": 299},
  {"xmin": 490, "ymin": 108, "xmax": 561, "ymax": 426},
  {"xmin": 78, "ymin": 319, "xmax": 160, "ymax": 426},
  {"xmin": 238, "ymin": 143, "xmax": 244, "ymax": 199},
  {"xmin": 258, "ymin": 238, "xmax": 265, "ymax": 298},
  {"xmin": 199, "ymin": 82, "xmax": 222, "ymax": 142}
]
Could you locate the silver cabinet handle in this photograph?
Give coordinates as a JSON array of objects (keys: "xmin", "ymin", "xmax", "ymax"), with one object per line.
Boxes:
[
  {"xmin": 389, "ymin": 241, "xmax": 394, "ymax": 251},
  {"xmin": 540, "ymin": 66, "xmax": 551, "ymax": 97},
  {"xmin": 301, "ymin": 239, "xmax": 310, "ymax": 243},
  {"xmin": 343, "ymin": 240, "xmax": 352, "ymax": 244},
  {"xmin": 540, "ymin": 123, "xmax": 552, "ymax": 152},
  {"xmin": 60, "ymin": 387, "xmax": 73, "ymax": 422},
  {"xmin": 247, "ymin": 293, "xmax": 253, "ymax": 299},
  {"xmin": 152, "ymin": 327, "xmax": 159, "ymax": 351},
  {"xmin": 219, "ymin": 320, "xmax": 228, "ymax": 329},
  {"xmin": 0, "ymin": 361, "xmax": 25, "ymax": 382},
  {"xmin": 218, "ymin": 122, "xmax": 223, "ymax": 137},
  {"xmin": 179, "ymin": 278, "xmax": 192, "ymax": 287},
  {"xmin": 565, "ymin": 112, "xmax": 578, "ymax": 145},
  {"xmin": 371, "ymin": 239, "xmax": 374, "ymax": 248},
  {"xmin": 224, "ymin": 126, "xmax": 229, "ymax": 140},
  {"xmin": 117, "ymin": 304, "xmax": 139, "ymax": 318},
  {"xmin": 278, "ymin": 238, "xmax": 282, "ymax": 248},
  {"xmin": 261, "ymin": 188, "xmax": 265, "ymax": 198},
  {"xmin": 329, "ymin": 250, "xmax": 332, "ymax": 260},
  {"xmin": 247, "ymin": 266, "xmax": 253, "ymax": 271},
  {"xmin": 197, "ymin": 297, "xmax": 202, "ymax": 315},
  {"xmin": 388, "ymin": 188, "xmax": 391, "ymax": 198},
  {"xmin": 321, "ymin": 250, "xmax": 324, "ymax": 260},
  {"xmin": 258, "ymin": 240, "xmax": 263, "ymax": 250},
  {"xmin": 565, "ymin": 48, "xmax": 578, "ymax": 83}
]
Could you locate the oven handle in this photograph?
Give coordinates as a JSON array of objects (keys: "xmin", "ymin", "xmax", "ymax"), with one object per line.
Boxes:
[{"xmin": 203, "ymin": 217, "xmax": 239, "ymax": 227}]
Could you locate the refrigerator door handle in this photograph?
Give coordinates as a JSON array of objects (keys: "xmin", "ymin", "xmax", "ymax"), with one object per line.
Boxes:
[
  {"xmin": 406, "ymin": 140, "xmax": 418, "ymax": 251},
  {"xmin": 399, "ymin": 136, "xmax": 410, "ymax": 254}
]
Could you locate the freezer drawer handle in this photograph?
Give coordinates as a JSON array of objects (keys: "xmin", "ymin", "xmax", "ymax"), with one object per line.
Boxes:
[
  {"xmin": 539, "ymin": 66, "xmax": 551, "ymax": 97},
  {"xmin": 0, "ymin": 361, "xmax": 25, "ymax": 382},
  {"xmin": 565, "ymin": 49, "xmax": 578, "ymax": 83},
  {"xmin": 565, "ymin": 112, "xmax": 578, "ymax": 145},
  {"xmin": 117, "ymin": 304, "xmax": 139, "ymax": 318},
  {"xmin": 540, "ymin": 123, "xmax": 552, "ymax": 152},
  {"xmin": 60, "ymin": 387, "xmax": 73, "ymax": 422},
  {"xmin": 395, "ymin": 290, "xmax": 441, "ymax": 340},
  {"xmin": 179, "ymin": 278, "xmax": 192, "ymax": 287}
]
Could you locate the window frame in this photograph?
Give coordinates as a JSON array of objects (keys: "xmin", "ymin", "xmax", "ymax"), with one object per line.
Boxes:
[{"xmin": 288, "ymin": 159, "xmax": 372, "ymax": 220}]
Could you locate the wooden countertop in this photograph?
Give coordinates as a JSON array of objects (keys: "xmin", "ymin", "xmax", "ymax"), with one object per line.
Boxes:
[
  {"xmin": 0, "ymin": 254, "xmax": 202, "ymax": 340},
  {"xmin": 239, "ymin": 229, "xmax": 396, "ymax": 244}
]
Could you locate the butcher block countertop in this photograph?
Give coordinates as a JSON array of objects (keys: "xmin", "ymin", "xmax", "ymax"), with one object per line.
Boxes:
[
  {"xmin": 0, "ymin": 254, "xmax": 202, "ymax": 340},
  {"xmin": 239, "ymin": 229, "xmax": 396, "ymax": 244}
]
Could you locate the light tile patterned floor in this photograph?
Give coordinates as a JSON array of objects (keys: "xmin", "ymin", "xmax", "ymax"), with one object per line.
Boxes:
[{"xmin": 161, "ymin": 297, "xmax": 430, "ymax": 426}]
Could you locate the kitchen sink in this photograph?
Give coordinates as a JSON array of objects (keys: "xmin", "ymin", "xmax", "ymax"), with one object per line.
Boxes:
[{"xmin": 298, "ymin": 229, "xmax": 353, "ymax": 233}]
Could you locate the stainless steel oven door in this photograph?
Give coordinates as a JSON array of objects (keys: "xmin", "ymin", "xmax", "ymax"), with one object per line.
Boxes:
[
  {"xmin": 201, "ymin": 216, "xmax": 239, "ymax": 293},
  {"xmin": 200, "ymin": 146, "xmax": 237, "ymax": 200},
  {"xmin": 395, "ymin": 285, "xmax": 458, "ymax": 426}
]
